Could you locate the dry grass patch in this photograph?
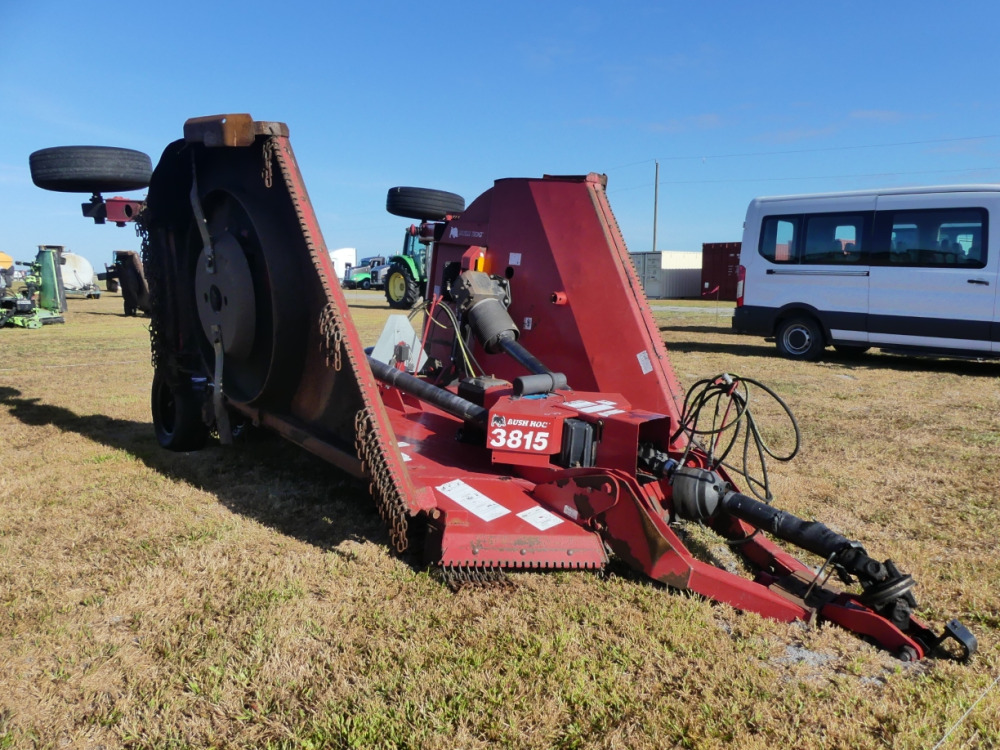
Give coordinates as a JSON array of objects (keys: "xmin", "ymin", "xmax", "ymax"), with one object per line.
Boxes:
[{"xmin": 0, "ymin": 294, "xmax": 997, "ymax": 748}]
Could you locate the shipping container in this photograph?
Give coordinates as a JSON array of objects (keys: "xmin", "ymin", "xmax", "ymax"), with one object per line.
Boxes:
[
  {"xmin": 629, "ymin": 252, "xmax": 664, "ymax": 298},
  {"xmin": 701, "ymin": 242, "xmax": 741, "ymax": 301},
  {"xmin": 629, "ymin": 251, "xmax": 704, "ymax": 299}
]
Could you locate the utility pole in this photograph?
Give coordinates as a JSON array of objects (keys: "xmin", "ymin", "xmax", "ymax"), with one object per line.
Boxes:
[{"xmin": 652, "ymin": 160, "xmax": 659, "ymax": 252}]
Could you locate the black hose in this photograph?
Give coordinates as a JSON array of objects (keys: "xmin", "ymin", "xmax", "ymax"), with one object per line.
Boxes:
[
  {"xmin": 499, "ymin": 337, "xmax": 549, "ymax": 375},
  {"xmin": 672, "ymin": 374, "xmax": 801, "ymax": 504}
]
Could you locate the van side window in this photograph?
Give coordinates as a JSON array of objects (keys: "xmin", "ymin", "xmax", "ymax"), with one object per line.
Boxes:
[
  {"xmin": 759, "ymin": 217, "xmax": 798, "ymax": 263},
  {"xmin": 802, "ymin": 214, "xmax": 866, "ymax": 264},
  {"xmin": 873, "ymin": 208, "xmax": 987, "ymax": 268}
]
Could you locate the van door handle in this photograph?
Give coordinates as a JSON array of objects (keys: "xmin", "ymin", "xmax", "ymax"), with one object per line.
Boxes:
[{"xmin": 967, "ymin": 278, "xmax": 990, "ymax": 285}]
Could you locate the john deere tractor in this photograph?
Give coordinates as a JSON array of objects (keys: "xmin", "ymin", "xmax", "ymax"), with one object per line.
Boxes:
[{"xmin": 383, "ymin": 187, "xmax": 464, "ymax": 309}]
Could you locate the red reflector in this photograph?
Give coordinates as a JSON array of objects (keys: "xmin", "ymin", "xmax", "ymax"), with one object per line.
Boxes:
[{"xmin": 736, "ymin": 265, "xmax": 746, "ymax": 307}]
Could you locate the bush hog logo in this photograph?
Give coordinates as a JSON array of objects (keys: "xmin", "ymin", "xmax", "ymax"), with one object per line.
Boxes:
[
  {"xmin": 492, "ymin": 414, "xmax": 506, "ymax": 428},
  {"xmin": 503, "ymin": 418, "xmax": 550, "ymax": 428},
  {"xmin": 448, "ymin": 226, "xmax": 485, "ymax": 240}
]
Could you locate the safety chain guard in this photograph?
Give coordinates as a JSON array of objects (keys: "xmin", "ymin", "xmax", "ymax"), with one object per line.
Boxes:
[
  {"xmin": 261, "ymin": 139, "xmax": 275, "ymax": 189},
  {"xmin": 136, "ymin": 208, "xmax": 165, "ymax": 371},
  {"xmin": 318, "ymin": 303, "xmax": 343, "ymax": 371},
  {"xmin": 440, "ymin": 564, "xmax": 513, "ymax": 591},
  {"xmin": 354, "ymin": 410, "xmax": 410, "ymax": 552},
  {"xmin": 269, "ymin": 136, "xmax": 415, "ymax": 554}
]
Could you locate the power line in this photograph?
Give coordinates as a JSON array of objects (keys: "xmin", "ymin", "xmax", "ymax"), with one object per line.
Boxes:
[
  {"xmin": 606, "ymin": 134, "xmax": 1000, "ymax": 171},
  {"xmin": 609, "ymin": 165, "xmax": 1000, "ymax": 192}
]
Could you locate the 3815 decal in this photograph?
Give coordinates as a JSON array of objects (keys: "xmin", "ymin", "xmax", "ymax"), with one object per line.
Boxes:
[{"xmin": 489, "ymin": 414, "xmax": 552, "ymax": 452}]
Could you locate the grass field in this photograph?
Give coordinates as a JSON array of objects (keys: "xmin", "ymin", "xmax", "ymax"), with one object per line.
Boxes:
[{"xmin": 1, "ymin": 290, "xmax": 998, "ymax": 749}]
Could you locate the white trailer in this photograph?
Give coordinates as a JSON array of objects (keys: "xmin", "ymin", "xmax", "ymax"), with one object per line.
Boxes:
[{"xmin": 329, "ymin": 247, "xmax": 357, "ymax": 281}]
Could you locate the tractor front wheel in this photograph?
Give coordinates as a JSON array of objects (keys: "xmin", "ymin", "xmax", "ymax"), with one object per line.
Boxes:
[
  {"xmin": 385, "ymin": 264, "xmax": 420, "ymax": 309},
  {"xmin": 151, "ymin": 369, "xmax": 209, "ymax": 451}
]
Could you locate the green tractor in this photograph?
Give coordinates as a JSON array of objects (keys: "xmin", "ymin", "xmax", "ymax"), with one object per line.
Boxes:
[{"xmin": 383, "ymin": 186, "xmax": 465, "ymax": 309}]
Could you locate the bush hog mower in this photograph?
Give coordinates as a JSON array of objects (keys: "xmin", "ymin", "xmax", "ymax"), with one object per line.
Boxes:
[{"xmin": 32, "ymin": 114, "xmax": 976, "ymax": 662}]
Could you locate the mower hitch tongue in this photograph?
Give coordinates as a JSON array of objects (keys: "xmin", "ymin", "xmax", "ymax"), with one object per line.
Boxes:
[{"xmin": 36, "ymin": 114, "xmax": 976, "ymax": 662}]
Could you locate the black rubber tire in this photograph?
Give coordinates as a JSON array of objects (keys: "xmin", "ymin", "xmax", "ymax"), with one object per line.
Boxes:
[
  {"xmin": 385, "ymin": 263, "xmax": 420, "ymax": 309},
  {"xmin": 360, "ymin": 278, "xmax": 371, "ymax": 291},
  {"xmin": 386, "ymin": 186, "xmax": 465, "ymax": 221},
  {"xmin": 833, "ymin": 344, "xmax": 871, "ymax": 355},
  {"xmin": 776, "ymin": 316, "xmax": 825, "ymax": 361},
  {"xmin": 151, "ymin": 369, "xmax": 209, "ymax": 451},
  {"xmin": 29, "ymin": 146, "xmax": 152, "ymax": 193},
  {"xmin": 120, "ymin": 269, "xmax": 139, "ymax": 316}
]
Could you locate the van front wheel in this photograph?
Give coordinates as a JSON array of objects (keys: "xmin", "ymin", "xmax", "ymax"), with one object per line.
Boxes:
[{"xmin": 776, "ymin": 317, "xmax": 824, "ymax": 361}]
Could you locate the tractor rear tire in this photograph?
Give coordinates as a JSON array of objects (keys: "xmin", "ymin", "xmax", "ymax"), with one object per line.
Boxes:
[
  {"xmin": 151, "ymin": 369, "xmax": 209, "ymax": 451},
  {"xmin": 29, "ymin": 146, "xmax": 152, "ymax": 194},
  {"xmin": 385, "ymin": 264, "xmax": 420, "ymax": 309},
  {"xmin": 386, "ymin": 187, "xmax": 465, "ymax": 221}
]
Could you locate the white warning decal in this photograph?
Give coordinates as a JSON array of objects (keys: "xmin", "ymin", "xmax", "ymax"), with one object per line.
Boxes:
[
  {"xmin": 637, "ymin": 350, "xmax": 653, "ymax": 375},
  {"xmin": 517, "ymin": 506, "xmax": 564, "ymax": 530},
  {"xmin": 574, "ymin": 400, "xmax": 618, "ymax": 414},
  {"xmin": 436, "ymin": 479, "xmax": 510, "ymax": 521}
]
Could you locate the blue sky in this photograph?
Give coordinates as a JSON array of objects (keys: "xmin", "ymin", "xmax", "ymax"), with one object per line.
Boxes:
[{"xmin": 3, "ymin": 1, "xmax": 1000, "ymax": 272}]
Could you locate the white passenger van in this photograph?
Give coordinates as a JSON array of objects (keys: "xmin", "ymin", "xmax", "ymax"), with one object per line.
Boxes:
[{"xmin": 732, "ymin": 185, "xmax": 1000, "ymax": 360}]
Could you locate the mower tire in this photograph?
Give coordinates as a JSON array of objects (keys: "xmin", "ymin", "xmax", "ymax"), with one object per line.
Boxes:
[
  {"xmin": 386, "ymin": 187, "xmax": 465, "ymax": 221},
  {"xmin": 151, "ymin": 369, "xmax": 209, "ymax": 451},
  {"xmin": 29, "ymin": 146, "xmax": 152, "ymax": 194},
  {"xmin": 776, "ymin": 316, "xmax": 825, "ymax": 361},
  {"xmin": 385, "ymin": 263, "xmax": 420, "ymax": 309}
]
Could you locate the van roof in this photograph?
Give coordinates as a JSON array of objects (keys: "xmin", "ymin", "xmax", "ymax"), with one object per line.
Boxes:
[{"xmin": 752, "ymin": 184, "xmax": 1000, "ymax": 204}]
